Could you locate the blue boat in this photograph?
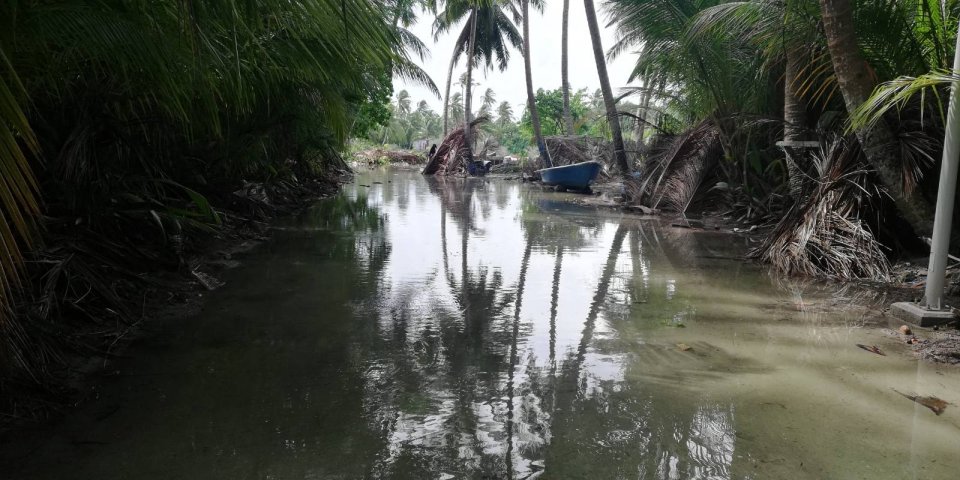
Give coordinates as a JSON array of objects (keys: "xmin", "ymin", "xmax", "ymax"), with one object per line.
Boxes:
[{"xmin": 537, "ymin": 161, "xmax": 602, "ymax": 191}]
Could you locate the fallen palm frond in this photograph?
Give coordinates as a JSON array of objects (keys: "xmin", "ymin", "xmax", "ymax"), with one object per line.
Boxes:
[
  {"xmin": 545, "ymin": 136, "xmax": 600, "ymax": 165},
  {"xmin": 422, "ymin": 116, "xmax": 489, "ymax": 175},
  {"xmin": 749, "ymin": 137, "xmax": 891, "ymax": 281},
  {"xmin": 627, "ymin": 121, "xmax": 722, "ymax": 212},
  {"xmin": 544, "ymin": 136, "xmax": 614, "ymax": 181}
]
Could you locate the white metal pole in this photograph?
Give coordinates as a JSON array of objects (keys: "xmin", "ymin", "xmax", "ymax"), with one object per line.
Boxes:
[{"xmin": 924, "ymin": 23, "xmax": 960, "ymax": 310}]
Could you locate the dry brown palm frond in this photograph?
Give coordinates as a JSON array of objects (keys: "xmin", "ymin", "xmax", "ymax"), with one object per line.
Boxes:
[
  {"xmin": 627, "ymin": 121, "xmax": 722, "ymax": 212},
  {"xmin": 749, "ymin": 137, "xmax": 891, "ymax": 281},
  {"xmin": 422, "ymin": 116, "xmax": 489, "ymax": 176},
  {"xmin": 545, "ymin": 136, "xmax": 594, "ymax": 166},
  {"xmin": 544, "ymin": 136, "xmax": 614, "ymax": 181}
]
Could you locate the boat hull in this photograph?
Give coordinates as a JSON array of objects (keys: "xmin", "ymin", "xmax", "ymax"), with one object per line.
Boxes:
[{"xmin": 537, "ymin": 161, "xmax": 602, "ymax": 189}]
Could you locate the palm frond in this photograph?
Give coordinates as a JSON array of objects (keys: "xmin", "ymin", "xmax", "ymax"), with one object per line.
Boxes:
[
  {"xmin": 0, "ymin": 48, "xmax": 40, "ymax": 320},
  {"xmin": 750, "ymin": 137, "xmax": 891, "ymax": 280}
]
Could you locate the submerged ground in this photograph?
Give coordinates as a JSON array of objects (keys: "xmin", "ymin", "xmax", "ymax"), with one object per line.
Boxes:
[{"xmin": 1, "ymin": 168, "xmax": 958, "ymax": 479}]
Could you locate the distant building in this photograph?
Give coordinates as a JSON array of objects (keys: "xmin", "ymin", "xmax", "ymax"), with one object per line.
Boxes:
[{"xmin": 412, "ymin": 139, "xmax": 430, "ymax": 151}]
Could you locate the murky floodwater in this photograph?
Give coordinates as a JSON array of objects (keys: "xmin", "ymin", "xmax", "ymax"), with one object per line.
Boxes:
[{"xmin": 4, "ymin": 169, "xmax": 959, "ymax": 479}]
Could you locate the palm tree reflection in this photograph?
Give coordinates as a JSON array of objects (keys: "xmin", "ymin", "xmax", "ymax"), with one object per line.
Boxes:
[{"xmin": 346, "ymin": 176, "xmax": 736, "ymax": 478}]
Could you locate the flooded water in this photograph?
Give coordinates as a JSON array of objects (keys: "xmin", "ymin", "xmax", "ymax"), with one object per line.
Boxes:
[{"xmin": 3, "ymin": 169, "xmax": 959, "ymax": 479}]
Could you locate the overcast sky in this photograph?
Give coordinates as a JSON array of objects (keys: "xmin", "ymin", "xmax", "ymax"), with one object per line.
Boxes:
[{"xmin": 394, "ymin": 4, "xmax": 638, "ymax": 115}]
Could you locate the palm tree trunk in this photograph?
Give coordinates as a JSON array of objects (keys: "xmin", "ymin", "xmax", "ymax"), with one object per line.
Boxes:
[
  {"xmin": 506, "ymin": 238, "xmax": 532, "ymax": 478},
  {"xmin": 561, "ymin": 0, "xmax": 574, "ymax": 136},
  {"xmin": 443, "ymin": 52, "xmax": 457, "ymax": 137},
  {"xmin": 634, "ymin": 74, "xmax": 651, "ymax": 149},
  {"xmin": 553, "ymin": 224, "xmax": 627, "ymax": 417},
  {"xmin": 783, "ymin": 47, "xmax": 808, "ymax": 196},
  {"xmin": 463, "ymin": 11, "xmax": 477, "ymax": 160},
  {"xmin": 584, "ymin": 0, "xmax": 630, "ymax": 176},
  {"xmin": 819, "ymin": 0, "xmax": 934, "ymax": 235},
  {"xmin": 783, "ymin": 49, "xmax": 805, "ymax": 143},
  {"xmin": 523, "ymin": 0, "xmax": 553, "ymax": 167}
]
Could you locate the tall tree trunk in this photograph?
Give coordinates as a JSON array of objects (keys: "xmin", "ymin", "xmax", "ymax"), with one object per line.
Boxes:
[
  {"xmin": 561, "ymin": 0, "xmax": 574, "ymax": 136},
  {"xmin": 584, "ymin": 0, "xmax": 630, "ymax": 175},
  {"xmin": 819, "ymin": 0, "xmax": 934, "ymax": 235},
  {"xmin": 634, "ymin": 74, "xmax": 651, "ymax": 149},
  {"xmin": 783, "ymin": 47, "xmax": 808, "ymax": 197},
  {"xmin": 783, "ymin": 49, "xmax": 806, "ymax": 143},
  {"xmin": 443, "ymin": 52, "xmax": 457, "ymax": 137},
  {"xmin": 523, "ymin": 0, "xmax": 553, "ymax": 167},
  {"xmin": 463, "ymin": 11, "xmax": 477, "ymax": 160}
]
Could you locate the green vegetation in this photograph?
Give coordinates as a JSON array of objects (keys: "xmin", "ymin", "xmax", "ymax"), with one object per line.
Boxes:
[
  {"xmin": 519, "ymin": 88, "xmax": 636, "ymax": 139},
  {"xmin": 5, "ymin": 0, "xmax": 960, "ymax": 421},
  {"xmin": 607, "ymin": 0, "xmax": 960, "ymax": 278},
  {"xmin": 0, "ymin": 0, "xmax": 433, "ymax": 408},
  {"xmin": 372, "ymin": 92, "xmax": 444, "ymax": 148},
  {"xmin": 366, "ymin": 87, "xmax": 635, "ymax": 158}
]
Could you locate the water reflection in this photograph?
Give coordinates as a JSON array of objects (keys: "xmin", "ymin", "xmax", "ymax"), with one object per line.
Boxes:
[
  {"xmin": 340, "ymin": 173, "xmax": 743, "ymax": 478},
  {"xmin": 5, "ymin": 169, "xmax": 957, "ymax": 480}
]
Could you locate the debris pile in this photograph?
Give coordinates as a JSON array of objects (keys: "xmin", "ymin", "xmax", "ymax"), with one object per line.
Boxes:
[
  {"xmin": 544, "ymin": 136, "xmax": 604, "ymax": 165},
  {"xmin": 422, "ymin": 117, "xmax": 489, "ymax": 175},
  {"xmin": 913, "ymin": 330, "xmax": 960, "ymax": 364},
  {"xmin": 749, "ymin": 138, "xmax": 891, "ymax": 281},
  {"xmin": 354, "ymin": 148, "xmax": 425, "ymax": 166}
]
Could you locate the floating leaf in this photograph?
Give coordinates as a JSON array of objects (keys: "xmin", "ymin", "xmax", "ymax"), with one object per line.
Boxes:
[{"xmin": 893, "ymin": 389, "xmax": 950, "ymax": 416}]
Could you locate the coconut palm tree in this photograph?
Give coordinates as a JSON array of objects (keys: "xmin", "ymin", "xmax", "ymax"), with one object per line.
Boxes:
[
  {"xmin": 450, "ymin": 92, "xmax": 466, "ymax": 125},
  {"xmin": 479, "ymin": 88, "xmax": 497, "ymax": 117},
  {"xmin": 583, "ymin": 0, "xmax": 631, "ymax": 175},
  {"xmin": 496, "ymin": 101, "xmax": 515, "ymax": 128},
  {"xmin": 396, "ymin": 90, "xmax": 413, "ymax": 117},
  {"xmin": 738, "ymin": 0, "xmax": 942, "ymax": 229},
  {"xmin": 520, "ymin": 0, "xmax": 554, "ymax": 166},
  {"xmin": 818, "ymin": 0, "xmax": 933, "ymax": 235},
  {"xmin": 561, "ymin": 0, "xmax": 574, "ymax": 135},
  {"xmin": 434, "ymin": 0, "xmax": 523, "ymax": 140},
  {"xmin": 686, "ymin": 0, "xmax": 822, "ymax": 188}
]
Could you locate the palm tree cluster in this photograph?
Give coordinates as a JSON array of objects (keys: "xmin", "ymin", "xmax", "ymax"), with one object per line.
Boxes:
[
  {"xmin": 608, "ymin": 0, "xmax": 960, "ymax": 277},
  {"xmin": 377, "ymin": 92, "xmax": 445, "ymax": 148},
  {"xmin": 373, "ymin": 86, "xmax": 626, "ymax": 158},
  {"xmin": 423, "ymin": 0, "xmax": 628, "ymax": 170},
  {"xmin": 0, "ymin": 0, "xmax": 434, "ymax": 401}
]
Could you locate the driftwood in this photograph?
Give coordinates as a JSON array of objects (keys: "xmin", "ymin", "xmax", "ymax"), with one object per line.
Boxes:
[{"xmin": 422, "ymin": 117, "xmax": 489, "ymax": 175}]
